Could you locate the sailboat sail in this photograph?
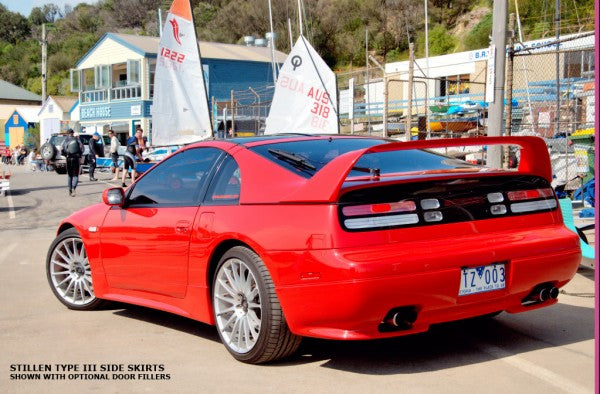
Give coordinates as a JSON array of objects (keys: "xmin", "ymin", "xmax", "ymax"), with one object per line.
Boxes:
[
  {"xmin": 151, "ymin": 0, "xmax": 211, "ymax": 145},
  {"xmin": 265, "ymin": 35, "xmax": 338, "ymax": 135}
]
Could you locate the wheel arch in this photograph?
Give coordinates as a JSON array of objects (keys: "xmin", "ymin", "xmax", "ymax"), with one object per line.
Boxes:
[
  {"xmin": 57, "ymin": 222, "xmax": 75, "ymax": 236},
  {"xmin": 207, "ymin": 239, "xmax": 257, "ymax": 293}
]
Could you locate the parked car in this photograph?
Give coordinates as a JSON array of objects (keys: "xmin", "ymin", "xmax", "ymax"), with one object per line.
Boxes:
[
  {"xmin": 40, "ymin": 133, "xmax": 110, "ymax": 174},
  {"xmin": 46, "ymin": 135, "xmax": 581, "ymax": 364}
]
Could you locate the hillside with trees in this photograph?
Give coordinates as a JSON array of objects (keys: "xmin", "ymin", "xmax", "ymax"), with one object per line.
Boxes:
[{"xmin": 0, "ymin": 0, "xmax": 595, "ymax": 96}]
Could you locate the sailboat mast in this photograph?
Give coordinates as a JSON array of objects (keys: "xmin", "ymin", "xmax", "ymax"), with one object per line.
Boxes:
[
  {"xmin": 297, "ymin": 0, "xmax": 303, "ymax": 36},
  {"xmin": 188, "ymin": 0, "xmax": 213, "ymax": 136},
  {"xmin": 268, "ymin": 0, "xmax": 277, "ymax": 84}
]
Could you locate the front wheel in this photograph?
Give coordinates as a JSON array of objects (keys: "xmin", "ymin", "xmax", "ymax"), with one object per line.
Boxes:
[
  {"xmin": 46, "ymin": 228, "xmax": 104, "ymax": 310},
  {"xmin": 212, "ymin": 246, "xmax": 301, "ymax": 363}
]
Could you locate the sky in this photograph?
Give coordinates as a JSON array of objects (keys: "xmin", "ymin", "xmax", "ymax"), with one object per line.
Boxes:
[{"xmin": 1, "ymin": 0, "xmax": 96, "ymax": 17}]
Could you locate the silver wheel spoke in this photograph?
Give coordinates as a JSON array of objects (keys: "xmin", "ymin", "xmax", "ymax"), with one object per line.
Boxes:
[
  {"xmin": 55, "ymin": 250, "xmax": 70, "ymax": 264},
  {"xmin": 215, "ymin": 293, "xmax": 235, "ymax": 304},
  {"xmin": 216, "ymin": 306, "xmax": 236, "ymax": 316},
  {"xmin": 217, "ymin": 278, "xmax": 238, "ymax": 298}
]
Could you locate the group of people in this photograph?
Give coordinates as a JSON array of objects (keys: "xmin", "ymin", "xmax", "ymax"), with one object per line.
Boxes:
[
  {"xmin": 1, "ymin": 145, "xmax": 47, "ymax": 170},
  {"xmin": 62, "ymin": 127, "xmax": 147, "ymax": 196},
  {"xmin": 1, "ymin": 145, "xmax": 29, "ymax": 165}
]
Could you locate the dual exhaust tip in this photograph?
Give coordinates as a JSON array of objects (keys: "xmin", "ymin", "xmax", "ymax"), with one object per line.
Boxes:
[{"xmin": 523, "ymin": 284, "xmax": 559, "ymax": 306}]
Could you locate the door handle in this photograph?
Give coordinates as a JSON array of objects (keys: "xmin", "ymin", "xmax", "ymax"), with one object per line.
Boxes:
[{"xmin": 175, "ymin": 220, "xmax": 191, "ymax": 233}]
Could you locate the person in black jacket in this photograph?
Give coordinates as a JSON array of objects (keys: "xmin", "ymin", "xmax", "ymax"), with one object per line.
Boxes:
[
  {"xmin": 88, "ymin": 132, "xmax": 104, "ymax": 181},
  {"xmin": 61, "ymin": 129, "xmax": 84, "ymax": 197}
]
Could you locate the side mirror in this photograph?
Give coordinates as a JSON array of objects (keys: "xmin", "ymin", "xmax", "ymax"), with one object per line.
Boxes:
[{"xmin": 102, "ymin": 188, "xmax": 125, "ymax": 207}]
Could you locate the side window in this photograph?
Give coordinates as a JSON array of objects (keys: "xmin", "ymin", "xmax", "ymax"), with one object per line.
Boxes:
[
  {"xmin": 128, "ymin": 148, "xmax": 223, "ymax": 206},
  {"xmin": 205, "ymin": 155, "xmax": 241, "ymax": 205}
]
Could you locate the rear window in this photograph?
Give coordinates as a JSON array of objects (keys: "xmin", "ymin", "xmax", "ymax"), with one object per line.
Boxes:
[
  {"xmin": 50, "ymin": 135, "xmax": 66, "ymax": 146},
  {"xmin": 249, "ymin": 138, "xmax": 386, "ymax": 178},
  {"xmin": 349, "ymin": 150, "xmax": 479, "ymax": 177},
  {"xmin": 249, "ymin": 138, "xmax": 479, "ymax": 178}
]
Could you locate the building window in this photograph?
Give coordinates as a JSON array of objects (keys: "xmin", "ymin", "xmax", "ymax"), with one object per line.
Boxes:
[
  {"xmin": 446, "ymin": 74, "xmax": 470, "ymax": 96},
  {"xmin": 70, "ymin": 69, "xmax": 81, "ymax": 92},
  {"xmin": 564, "ymin": 50, "xmax": 594, "ymax": 78},
  {"xmin": 13, "ymin": 114, "xmax": 18, "ymax": 124},
  {"xmin": 49, "ymin": 104, "xmax": 54, "ymax": 113},
  {"xmin": 95, "ymin": 65, "xmax": 110, "ymax": 89},
  {"xmin": 127, "ymin": 60, "xmax": 141, "ymax": 85}
]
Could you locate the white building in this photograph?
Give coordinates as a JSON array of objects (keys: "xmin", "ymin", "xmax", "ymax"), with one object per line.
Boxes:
[{"xmin": 38, "ymin": 96, "xmax": 78, "ymax": 144}]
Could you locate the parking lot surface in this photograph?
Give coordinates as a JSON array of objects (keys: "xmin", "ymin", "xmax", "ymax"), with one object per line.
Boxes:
[{"xmin": 0, "ymin": 165, "xmax": 596, "ymax": 393}]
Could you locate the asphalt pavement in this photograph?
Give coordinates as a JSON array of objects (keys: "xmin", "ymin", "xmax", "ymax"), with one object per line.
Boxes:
[{"xmin": 0, "ymin": 164, "xmax": 596, "ymax": 393}]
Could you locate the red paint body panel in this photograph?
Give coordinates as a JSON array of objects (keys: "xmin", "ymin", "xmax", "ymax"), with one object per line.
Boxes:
[{"xmin": 54, "ymin": 136, "xmax": 582, "ymax": 341}]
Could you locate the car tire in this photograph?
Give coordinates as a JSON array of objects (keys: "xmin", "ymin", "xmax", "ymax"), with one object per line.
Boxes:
[
  {"xmin": 55, "ymin": 167, "xmax": 67, "ymax": 175},
  {"xmin": 46, "ymin": 228, "xmax": 104, "ymax": 310},
  {"xmin": 212, "ymin": 246, "xmax": 301, "ymax": 364},
  {"xmin": 40, "ymin": 142, "xmax": 56, "ymax": 160}
]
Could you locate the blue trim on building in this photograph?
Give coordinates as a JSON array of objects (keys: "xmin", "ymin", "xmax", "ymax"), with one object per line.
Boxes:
[
  {"xmin": 4, "ymin": 110, "xmax": 33, "ymax": 147},
  {"xmin": 79, "ymin": 100, "xmax": 152, "ymax": 121},
  {"xmin": 76, "ymin": 33, "xmax": 152, "ymax": 67},
  {"xmin": 68, "ymin": 100, "xmax": 79, "ymax": 115}
]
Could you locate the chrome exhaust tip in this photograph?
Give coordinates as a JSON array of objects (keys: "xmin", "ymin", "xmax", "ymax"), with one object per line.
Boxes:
[
  {"xmin": 548, "ymin": 287, "xmax": 559, "ymax": 299},
  {"xmin": 538, "ymin": 287, "xmax": 549, "ymax": 302}
]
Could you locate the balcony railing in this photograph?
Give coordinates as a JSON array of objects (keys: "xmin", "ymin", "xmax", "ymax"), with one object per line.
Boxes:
[
  {"xmin": 81, "ymin": 89, "xmax": 107, "ymax": 103},
  {"xmin": 111, "ymin": 85, "xmax": 142, "ymax": 100}
]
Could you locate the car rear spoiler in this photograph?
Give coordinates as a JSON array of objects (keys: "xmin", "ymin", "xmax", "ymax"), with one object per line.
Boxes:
[{"xmin": 282, "ymin": 136, "xmax": 552, "ymax": 203}]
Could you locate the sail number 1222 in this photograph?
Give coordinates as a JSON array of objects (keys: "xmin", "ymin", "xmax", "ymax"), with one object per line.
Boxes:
[{"xmin": 161, "ymin": 47, "xmax": 185, "ymax": 63}]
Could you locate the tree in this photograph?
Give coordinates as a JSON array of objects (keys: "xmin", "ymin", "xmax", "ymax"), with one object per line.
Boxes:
[{"xmin": 0, "ymin": 6, "xmax": 31, "ymax": 44}]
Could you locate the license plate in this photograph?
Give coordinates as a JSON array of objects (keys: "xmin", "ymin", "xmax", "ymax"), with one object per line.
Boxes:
[{"xmin": 459, "ymin": 263, "xmax": 506, "ymax": 296}]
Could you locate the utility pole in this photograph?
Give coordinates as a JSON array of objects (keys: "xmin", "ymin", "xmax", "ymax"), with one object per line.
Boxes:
[
  {"xmin": 366, "ymin": 29, "xmax": 370, "ymax": 135},
  {"xmin": 41, "ymin": 23, "xmax": 47, "ymax": 103},
  {"xmin": 405, "ymin": 42, "xmax": 415, "ymax": 142},
  {"xmin": 487, "ymin": 0, "xmax": 508, "ymax": 168},
  {"xmin": 503, "ymin": 13, "xmax": 515, "ymax": 168}
]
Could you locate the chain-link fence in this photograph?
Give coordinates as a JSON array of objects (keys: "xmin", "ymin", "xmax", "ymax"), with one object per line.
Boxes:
[
  {"xmin": 509, "ymin": 33, "xmax": 595, "ymax": 190},
  {"xmin": 338, "ymin": 31, "xmax": 594, "ymax": 194},
  {"xmin": 217, "ymin": 85, "xmax": 275, "ymax": 137}
]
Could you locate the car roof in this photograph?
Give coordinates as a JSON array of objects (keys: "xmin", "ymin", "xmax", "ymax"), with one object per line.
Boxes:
[{"xmin": 227, "ymin": 134, "xmax": 393, "ymax": 148}]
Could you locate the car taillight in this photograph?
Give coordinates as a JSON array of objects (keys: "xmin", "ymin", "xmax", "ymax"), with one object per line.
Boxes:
[
  {"xmin": 339, "ymin": 176, "xmax": 558, "ymax": 231},
  {"xmin": 342, "ymin": 201, "xmax": 418, "ymax": 229},
  {"xmin": 507, "ymin": 188, "xmax": 554, "ymax": 201},
  {"xmin": 342, "ymin": 201, "xmax": 416, "ymax": 217}
]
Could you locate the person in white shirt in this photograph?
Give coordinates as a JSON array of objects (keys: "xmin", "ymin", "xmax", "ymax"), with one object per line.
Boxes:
[{"xmin": 108, "ymin": 129, "xmax": 121, "ymax": 181}]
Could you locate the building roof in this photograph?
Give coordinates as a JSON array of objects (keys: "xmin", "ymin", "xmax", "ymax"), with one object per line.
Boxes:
[
  {"xmin": 39, "ymin": 96, "xmax": 78, "ymax": 115},
  {"xmin": 77, "ymin": 32, "xmax": 288, "ymax": 67},
  {"xmin": 0, "ymin": 80, "xmax": 42, "ymax": 102},
  {"xmin": 14, "ymin": 106, "xmax": 41, "ymax": 123}
]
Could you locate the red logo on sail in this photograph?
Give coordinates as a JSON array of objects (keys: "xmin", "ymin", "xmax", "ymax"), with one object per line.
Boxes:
[{"xmin": 170, "ymin": 18, "xmax": 181, "ymax": 45}]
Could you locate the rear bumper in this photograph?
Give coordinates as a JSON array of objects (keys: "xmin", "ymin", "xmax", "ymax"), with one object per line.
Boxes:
[{"xmin": 272, "ymin": 225, "xmax": 581, "ymax": 340}]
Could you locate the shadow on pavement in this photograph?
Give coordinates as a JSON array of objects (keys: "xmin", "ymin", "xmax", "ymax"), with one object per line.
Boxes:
[
  {"xmin": 112, "ymin": 304, "xmax": 220, "ymax": 343},
  {"xmin": 109, "ymin": 300, "xmax": 594, "ymax": 374},
  {"xmin": 0, "ymin": 205, "xmax": 32, "ymax": 212},
  {"xmin": 9, "ymin": 183, "xmax": 102, "ymax": 196}
]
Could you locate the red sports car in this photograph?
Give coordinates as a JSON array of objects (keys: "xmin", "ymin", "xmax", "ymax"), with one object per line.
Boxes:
[{"xmin": 46, "ymin": 135, "xmax": 581, "ymax": 363}]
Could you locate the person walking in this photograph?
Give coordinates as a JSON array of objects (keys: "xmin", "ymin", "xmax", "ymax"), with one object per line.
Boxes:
[
  {"xmin": 87, "ymin": 132, "xmax": 103, "ymax": 181},
  {"xmin": 121, "ymin": 130, "xmax": 140, "ymax": 188},
  {"xmin": 108, "ymin": 130, "xmax": 121, "ymax": 181},
  {"xmin": 61, "ymin": 129, "xmax": 84, "ymax": 196}
]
